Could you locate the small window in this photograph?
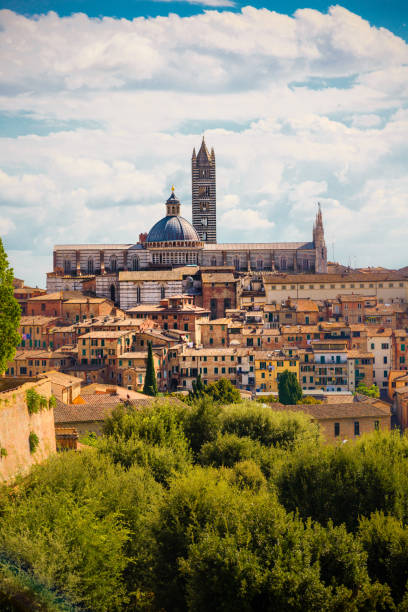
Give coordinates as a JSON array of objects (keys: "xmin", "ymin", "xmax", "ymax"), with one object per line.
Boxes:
[
  {"xmin": 354, "ymin": 421, "xmax": 360, "ymax": 436},
  {"xmin": 334, "ymin": 422, "xmax": 340, "ymax": 437},
  {"xmin": 374, "ymin": 420, "xmax": 379, "ymax": 431}
]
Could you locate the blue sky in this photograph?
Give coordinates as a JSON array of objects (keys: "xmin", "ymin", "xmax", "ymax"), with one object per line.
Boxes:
[
  {"xmin": 0, "ymin": 1, "xmax": 407, "ymax": 286},
  {"xmin": 3, "ymin": 0, "xmax": 407, "ymax": 41}
]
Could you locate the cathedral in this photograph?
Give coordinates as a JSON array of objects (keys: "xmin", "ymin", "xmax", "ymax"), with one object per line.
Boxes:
[{"xmin": 48, "ymin": 138, "xmax": 327, "ymax": 307}]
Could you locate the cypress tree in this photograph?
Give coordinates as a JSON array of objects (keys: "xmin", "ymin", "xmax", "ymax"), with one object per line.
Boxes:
[
  {"xmin": 143, "ymin": 340, "xmax": 158, "ymax": 396},
  {"xmin": 0, "ymin": 238, "xmax": 21, "ymax": 374},
  {"xmin": 278, "ymin": 370, "xmax": 302, "ymax": 405}
]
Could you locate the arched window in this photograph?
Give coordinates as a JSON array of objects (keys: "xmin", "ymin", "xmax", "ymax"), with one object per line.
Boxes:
[
  {"xmin": 110, "ymin": 284, "xmax": 116, "ymax": 302},
  {"xmin": 64, "ymin": 260, "xmax": 71, "ymax": 274},
  {"xmin": 136, "ymin": 287, "xmax": 141, "ymax": 303},
  {"xmin": 281, "ymin": 258, "xmax": 287, "ymax": 270},
  {"xmin": 233, "ymin": 257, "xmax": 240, "ymax": 271},
  {"xmin": 110, "ymin": 257, "xmax": 117, "ymax": 272},
  {"xmin": 87, "ymin": 258, "xmax": 94, "ymax": 274},
  {"xmin": 257, "ymin": 259, "xmax": 263, "ymax": 271},
  {"xmin": 161, "ymin": 286, "xmax": 165, "ymax": 299},
  {"xmin": 211, "ymin": 257, "xmax": 217, "ymax": 266},
  {"xmin": 132, "ymin": 257, "xmax": 139, "ymax": 271}
]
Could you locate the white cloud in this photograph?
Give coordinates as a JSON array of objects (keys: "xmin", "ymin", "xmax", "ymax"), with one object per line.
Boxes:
[
  {"xmin": 0, "ymin": 6, "xmax": 407, "ymax": 285},
  {"xmin": 220, "ymin": 208, "xmax": 275, "ymax": 231}
]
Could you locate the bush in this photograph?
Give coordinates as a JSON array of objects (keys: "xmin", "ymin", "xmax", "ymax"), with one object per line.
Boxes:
[
  {"xmin": 220, "ymin": 402, "xmax": 320, "ymax": 449},
  {"xmin": 26, "ymin": 388, "xmax": 50, "ymax": 414},
  {"xmin": 29, "ymin": 431, "xmax": 39, "ymax": 454},
  {"xmin": 199, "ymin": 433, "xmax": 262, "ymax": 468}
]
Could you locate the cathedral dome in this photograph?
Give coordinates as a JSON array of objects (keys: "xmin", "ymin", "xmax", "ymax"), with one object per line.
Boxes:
[{"xmin": 146, "ymin": 189, "xmax": 200, "ymax": 243}]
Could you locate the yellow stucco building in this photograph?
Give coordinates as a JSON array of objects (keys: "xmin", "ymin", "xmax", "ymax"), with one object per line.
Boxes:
[{"xmin": 255, "ymin": 352, "xmax": 300, "ymax": 392}]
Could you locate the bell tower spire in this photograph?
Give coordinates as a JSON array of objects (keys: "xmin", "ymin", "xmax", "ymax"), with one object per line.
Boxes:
[
  {"xmin": 192, "ymin": 137, "xmax": 216, "ymax": 243},
  {"xmin": 314, "ymin": 202, "xmax": 327, "ymax": 273}
]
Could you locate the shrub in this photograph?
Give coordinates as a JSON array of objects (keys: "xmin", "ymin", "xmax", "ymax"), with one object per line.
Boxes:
[
  {"xmin": 220, "ymin": 402, "xmax": 320, "ymax": 449},
  {"xmin": 29, "ymin": 431, "xmax": 39, "ymax": 454},
  {"xmin": 26, "ymin": 388, "xmax": 50, "ymax": 414}
]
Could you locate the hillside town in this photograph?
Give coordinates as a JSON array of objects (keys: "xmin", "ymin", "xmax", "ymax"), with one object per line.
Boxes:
[
  {"xmin": 3, "ymin": 139, "xmax": 408, "ymax": 449},
  {"xmin": 6, "ymin": 264, "xmax": 408, "ymax": 441}
]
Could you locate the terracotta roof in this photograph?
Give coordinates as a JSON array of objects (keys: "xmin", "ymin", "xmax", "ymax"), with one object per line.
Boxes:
[
  {"xmin": 80, "ymin": 330, "xmax": 132, "ymax": 339},
  {"xmin": 29, "ymin": 291, "xmax": 82, "ymax": 301},
  {"xmin": 269, "ymin": 402, "xmax": 390, "ymax": 419},
  {"xmin": 63, "ymin": 297, "xmax": 109, "ymax": 304},
  {"xmin": 201, "ymin": 273, "xmax": 237, "ymax": 283},
  {"xmin": 263, "ymin": 272, "xmax": 407, "ymax": 283},
  {"xmin": 347, "ymin": 351, "xmax": 374, "ymax": 359},
  {"xmin": 294, "ymin": 299, "xmax": 319, "ymax": 312},
  {"xmin": 366, "ymin": 328, "xmax": 393, "ymax": 337},
  {"xmin": 20, "ymin": 316, "xmax": 60, "ymax": 325},
  {"xmin": 41, "ymin": 370, "xmax": 83, "ymax": 386},
  {"xmin": 54, "ymin": 396, "xmax": 186, "ymax": 424}
]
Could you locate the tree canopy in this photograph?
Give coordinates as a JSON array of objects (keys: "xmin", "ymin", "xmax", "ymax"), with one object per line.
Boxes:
[
  {"xmin": 1, "ymin": 399, "xmax": 407, "ymax": 610},
  {"xmin": 0, "ymin": 238, "xmax": 20, "ymax": 374}
]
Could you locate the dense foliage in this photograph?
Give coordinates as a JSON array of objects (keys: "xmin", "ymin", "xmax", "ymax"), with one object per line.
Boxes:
[
  {"xmin": 0, "ymin": 238, "xmax": 21, "ymax": 375},
  {"xmin": 356, "ymin": 383, "xmax": 380, "ymax": 398},
  {"xmin": 1, "ymin": 397, "xmax": 408, "ymax": 610},
  {"xmin": 188, "ymin": 377, "xmax": 242, "ymax": 405},
  {"xmin": 278, "ymin": 369, "xmax": 303, "ymax": 405}
]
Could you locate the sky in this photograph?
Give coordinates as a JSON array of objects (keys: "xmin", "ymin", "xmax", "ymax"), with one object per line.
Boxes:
[{"xmin": 0, "ymin": 1, "xmax": 407, "ymax": 287}]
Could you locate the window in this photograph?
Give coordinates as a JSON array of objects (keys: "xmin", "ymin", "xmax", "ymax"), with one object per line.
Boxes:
[
  {"xmin": 132, "ymin": 257, "xmax": 139, "ymax": 271},
  {"xmin": 354, "ymin": 421, "xmax": 360, "ymax": 436},
  {"xmin": 334, "ymin": 422, "xmax": 340, "ymax": 437},
  {"xmin": 87, "ymin": 258, "xmax": 94, "ymax": 274},
  {"xmin": 161, "ymin": 287, "xmax": 165, "ymax": 299},
  {"xmin": 383, "ymin": 356, "xmax": 388, "ymax": 364},
  {"xmin": 214, "ymin": 367, "xmax": 218, "ymax": 374},
  {"xmin": 136, "ymin": 287, "xmax": 141, "ymax": 303},
  {"xmin": 374, "ymin": 420, "xmax": 379, "ymax": 431},
  {"xmin": 201, "ymin": 217, "xmax": 208, "ymax": 226},
  {"xmin": 202, "ymin": 232, "xmax": 207, "ymax": 241},
  {"xmin": 110, "ymin": 256, "xmax": 117, "ymax": 272}
]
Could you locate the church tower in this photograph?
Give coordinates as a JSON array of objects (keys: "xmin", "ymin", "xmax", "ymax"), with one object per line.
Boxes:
[
  {"xmin": 313, "ymin": 203, "xmax": 328, "ymax": 273},
  {"xmin": 192, "ymin": 137, "xmax": 216, "ymax": 243}
]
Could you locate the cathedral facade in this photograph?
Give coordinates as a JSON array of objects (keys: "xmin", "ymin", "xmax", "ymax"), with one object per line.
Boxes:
[{"xmin": 48, "ymin": 139, "xmax": 327, "ymax": 307}]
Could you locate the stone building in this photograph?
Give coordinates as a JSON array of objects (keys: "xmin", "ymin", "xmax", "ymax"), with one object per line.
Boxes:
[{"xmin": 48, "ymin": 142, "xmax": 328, "ymax": 310}]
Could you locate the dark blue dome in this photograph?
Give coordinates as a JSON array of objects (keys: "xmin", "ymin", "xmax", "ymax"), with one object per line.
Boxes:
[{"xmin": 146, "ymin": 215, "xmax": 199, "ymax": 243}]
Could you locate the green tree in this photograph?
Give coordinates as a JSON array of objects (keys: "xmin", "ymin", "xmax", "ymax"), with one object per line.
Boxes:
[
  {"xmin": 0, "ymin": 238, "xmax": 21, "ymax": 374},
  {"xmin": 143, "ymin": 340, "xmax": 158, "ymax": 396},
  {"xmin": 356, "ymin": 383, "xmax": 380, "ymax": 398},
  {"xmin": 278, "ymin": 370, "xmax": 302, "ymax": 405},
  {"xmin": 205, "ymin": 378, "xmax": 241, "ymax": 405}
]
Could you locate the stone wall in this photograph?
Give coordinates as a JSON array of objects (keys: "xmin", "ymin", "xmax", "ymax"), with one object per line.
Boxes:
[{"xmin": 0, "ymin": 379, "xmax": 56, "ymax": 483}]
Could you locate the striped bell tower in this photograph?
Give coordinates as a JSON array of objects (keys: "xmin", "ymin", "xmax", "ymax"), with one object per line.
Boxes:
[{"xmin": 192, "ymin": 137, "xmax": 216, "ymax": 243}]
